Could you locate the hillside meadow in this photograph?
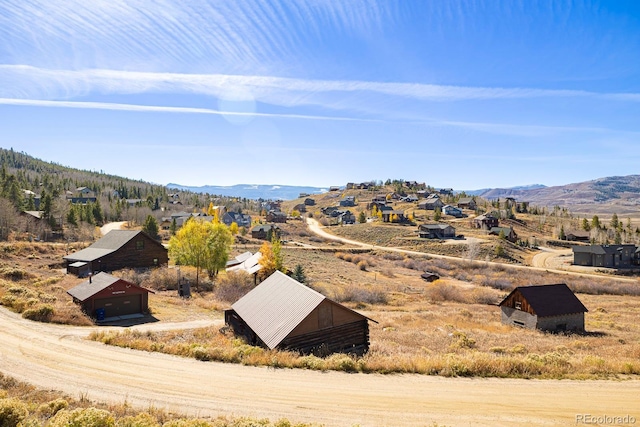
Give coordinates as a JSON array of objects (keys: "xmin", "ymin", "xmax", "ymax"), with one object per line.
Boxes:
[
  {"xmin": 91, "ymin": 246, "xmax": 640, "ymax": 379},
  {"xmin": 1, "ymin": 234, "xmax": 639, "ymax": 380}
]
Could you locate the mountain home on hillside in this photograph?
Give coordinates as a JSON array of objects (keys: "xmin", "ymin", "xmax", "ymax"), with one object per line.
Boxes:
[
  {"xmin": 473, "ymin": 213, "xmax": 499, "ymax": 229},
  {"xmin": 64, "ymin": 230, "xmax": 168, "ymax": 276},
  {"xmin": 336, "ymin": 210, "xmax": 356, "ymax": 225},
  {"xmin": 572, "ymin": 244, "xmax": 639, "ymax": 268},
  {"xmin": 382, "ymin": 209, "xmax": 406, "ymax": 223},
  {"xmin": 222, "ymin": 211, "xmax": 252, "ymax": 228},
  {"xmin": 340, "ymin": 196, "xmax": 356, "ymax": 207},
  {"xmin": 489, "ymin": 226, "xmax": 518, "ymax": 243},
  {"xmin": 266, "ymin": 210, "xmax": 287, "ymax": 223},
  {"xmin": 251, "ymin": 224, "xmax": 280, "ymax": 240},
  {"xmin": 418, "ymin": 224, "xmax": 456, "ymax": 239},
  {"xmin": 418, "ymin": 195, "xmax": 444, "ymax": 211},
  {"xmin": 499, "ymin": 284, "xmax": 588, "ymax": 332},
  {"xmin": 457, "ymin": 197, "xmax": 477, "ymax": 210},
  {"xmin": 442, "ymin": 205, "xmax": 463, "ymax": 218},
  {"xmin": 564, "ymin": 231, "xmax": 590, "ymax": 242},
  {"xmin": 66, "ymin": 186, "xmax": 97, "ymax": 204}
]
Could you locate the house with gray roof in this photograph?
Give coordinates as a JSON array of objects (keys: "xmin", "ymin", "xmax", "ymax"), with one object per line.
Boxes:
[
  {"xmin": 251, "ymin": 224, "xmax": 280, "ymax": 240},
  {"xmin": 224, "ymin": 271, "xmax": 376, "ymax": 355},
  {"xmin": 457, "ymin": 197, "xmax": 477, "ymax": 210},
  {"xmin": 418, "ymin": 194, "xmax": 444, "ymax": 211},
  {"xmin": 489, "ymin": 226, "xmax": 518, "ymax": 243},
  {"xmin": 418, "ymin": 224, "xmax": 456, "ymax": 239},
  {"xmin": 572, "ymin": 244, "xmax": 638, "ymax": 268},
  {"xmin": 63, "ymin": 230, "xmax": 168, "ymax": 276},
  {"xmin": 222, "ymin": 211, "xmax": 252, "ymax": 228}
]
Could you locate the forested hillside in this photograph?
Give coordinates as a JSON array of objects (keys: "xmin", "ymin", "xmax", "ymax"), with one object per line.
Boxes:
[{"xmin": 0, "ymin": 148, "xmax": 259, "ymax": 241}]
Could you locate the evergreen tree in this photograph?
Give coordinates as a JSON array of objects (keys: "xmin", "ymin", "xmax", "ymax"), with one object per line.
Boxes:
[
  {"xmin": 92, "ymin": 200, "xmax": 104, "ymax": 225},
  {"xmin": 292, "ymin": 264, "xmax": 306, "ymax": 284},
  {"xmin": 610, "ymin": 213, "xmax": 619, "ymax": 229},
  {"xmin": 142, "ymin": 215, "xmax": 160, "ymax": 240},
  {"xmin": 66, "ymin": 207, "xmax": 78, "ymax": 226},
  {"xmin": 433, "ymin": 207, "xmax": 442, "ymax": 221},
  {"xmin": 358, "ymin": 211, "xmax": 366, "ymax": 224}
]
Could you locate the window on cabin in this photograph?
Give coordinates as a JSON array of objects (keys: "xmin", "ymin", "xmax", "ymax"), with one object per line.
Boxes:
[
  {"xmin": 515, "ymin": 301, "xmax": 522, "ymax": 310},
  {"xmin": 136, "ymin": 241, "xmax": 144, "ymax": 250},
  {"xmin": 513, "ymin": 320, "xmax": 525, "ymax": 327}
]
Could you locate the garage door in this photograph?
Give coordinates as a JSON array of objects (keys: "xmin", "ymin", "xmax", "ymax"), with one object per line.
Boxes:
[{"xmin": 94, "ymin": 295, "xmax": 142, "ymax": 318}]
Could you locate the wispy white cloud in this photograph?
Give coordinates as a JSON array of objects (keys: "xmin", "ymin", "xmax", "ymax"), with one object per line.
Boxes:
[
  {"xmin": 0, "ymin": 0, "xmax": 389, "ymax": 73},
  {"xmin": 2, "ymin": 64, "xmax": 637, "ymax": 106},
  {"xmin": 0, "ymin": 97, "xmax": 373, "ymax": 122}
]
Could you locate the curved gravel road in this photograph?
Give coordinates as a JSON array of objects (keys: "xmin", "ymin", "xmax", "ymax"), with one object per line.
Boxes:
[{"xmin": 1, "ymin": 307, "xmax": 639, "ymax": 426}]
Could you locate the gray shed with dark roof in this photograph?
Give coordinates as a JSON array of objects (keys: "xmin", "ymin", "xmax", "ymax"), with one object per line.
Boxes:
[
  {"xmin": 224, "ymin": 271, "xmax": 376, "ymax": 355},
  {"xmin": 499, "ymin": 284, "xmax": 588, "ymax": 332},
  {"xmin": 63, "ymin": 230, "xmax": 168, "ymax": 275}
]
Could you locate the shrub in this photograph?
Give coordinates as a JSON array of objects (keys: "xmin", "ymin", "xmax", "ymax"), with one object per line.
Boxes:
[
  {"xmin": 49, "ymin": 407, "xmax": 115, "ymax": 427},
  {"xmin": 357, "ymin": 260, "xmax": 368, "ymax": 271},
  {"xmin": 162, "ymin": 419, "xmax": 213, "ymax": 427},
  {"xmin": 337, "ymin": 285, "xmax": 387, "ymax": 304},
  {"xmin": 22, "ymin": 304, "xmax": 54, "ymax": 322},
  {"xmin": 214, "ymin": 271, "xmax": 254, "ymax": 303},
  {"xmin": 115, "ymin": 413, "xmax": 160, "ymax": 427},
  {"xmin": 0, "ymin": 398, "xmax": 29, "ymax": 427},
  {"xmin": 38, "ymin": 399, "xmax": 69, "ymax": 417}
]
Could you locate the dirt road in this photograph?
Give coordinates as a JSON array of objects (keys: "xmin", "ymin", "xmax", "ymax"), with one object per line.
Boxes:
[
  {"xmin": 1, "ymin": 307, "xmax": 638, "ymax": 427},
  {"xmin": 307, "ymin": 219, "xmax": 638, "ymax": 283}
]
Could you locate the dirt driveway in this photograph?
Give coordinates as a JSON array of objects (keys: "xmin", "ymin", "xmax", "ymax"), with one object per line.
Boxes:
[{"xmin": 1, "ymin": 307, "xmax": 638, "ymax": 427}]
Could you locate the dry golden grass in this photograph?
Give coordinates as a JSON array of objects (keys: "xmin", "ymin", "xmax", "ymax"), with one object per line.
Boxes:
[
  {"xmin": 0, "ymin": 372, "xmax": 317, "ymax": 427},
  {"xmin": 4, "ymin": 238, "xmax": 640, "ymax": 380}
]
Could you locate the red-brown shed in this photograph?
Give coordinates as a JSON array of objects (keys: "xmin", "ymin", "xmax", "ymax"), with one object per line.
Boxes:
[{"xmin": 67, "ymin": 272, "xmax": 153, "ymax": 321}]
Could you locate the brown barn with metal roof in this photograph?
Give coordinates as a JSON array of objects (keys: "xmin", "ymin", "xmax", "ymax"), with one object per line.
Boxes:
[
  {"xmin": 225, "ymin": 271, "xmax": 376, "ymax": 355},
  {"xmin": 63, "ymin": 230, "xmax": 168, "ymax": 276},
  {"xmin": 67, "ymin": 272, "xmax": 153, "ymax": 321},
  {"xmin": 499, "ymin": 284, "xmax": 588, "ymax": 332}
]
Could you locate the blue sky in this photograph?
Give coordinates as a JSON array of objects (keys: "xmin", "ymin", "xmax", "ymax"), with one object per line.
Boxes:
[{"xmin": 1, "ymin": 1, "xmax": 639, "ymax": 190}]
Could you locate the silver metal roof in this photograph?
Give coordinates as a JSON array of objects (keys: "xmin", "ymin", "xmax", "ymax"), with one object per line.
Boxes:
[
  {"xmin": 63, "ymin": 230, "xmax": 141, "ymax": 262},
  {"xmin": 231, "ymin": 271, "xmax": 326, "ymax": 349},
  {"xmin": 226, "ymin": 252, "xmax": 262, "ymax": 274}
]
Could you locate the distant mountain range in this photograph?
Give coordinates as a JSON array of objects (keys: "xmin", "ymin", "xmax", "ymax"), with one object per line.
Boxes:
[
  {"xmin": 465, "ymin": 184, "xmax": 547, "ymax": 196},
  {"xmin": 167, "ymin": 183, "xmax": 327, "ymax": 200},
  {"xmin": 475, "ymin": 175, "xmax": 640, "ymax": 215}
]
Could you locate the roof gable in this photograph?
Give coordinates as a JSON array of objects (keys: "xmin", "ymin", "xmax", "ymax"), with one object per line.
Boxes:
[
  {"xmin": 232, "ymin": 271, "xmax": 325, "ymax": 349},
  {"xmin": 63, "ymin": 230, "xmax": 163, "ymax": 262},
  {"xmin": 89, "ymin": 230, "xmax": 141, "ymax": 249},
  {"xmin": 499, "ymin": 284, "xmax": 588, "ymax": 317},
  {"xmin": 66, "ymin": 272, "xmax": 152, "ymax": 301}
]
